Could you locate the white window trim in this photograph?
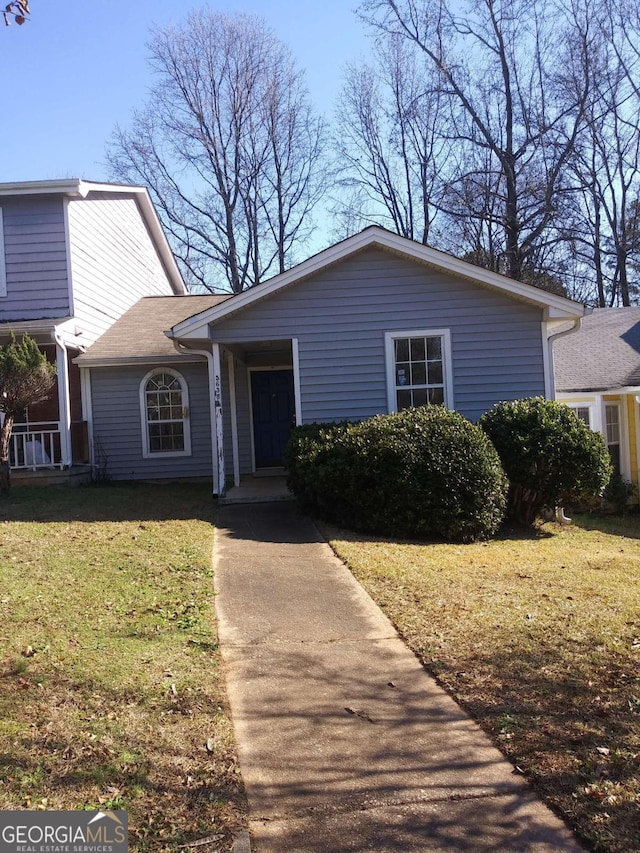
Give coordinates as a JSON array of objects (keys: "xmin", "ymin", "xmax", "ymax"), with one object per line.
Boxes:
[
  {"xmin": 603, "ymin": 400, "xmax": 630, "ymax": 480},
  {"xmin": 139, "ymin": 367, "xmax": 192, "ymax": 459},
  {"xmin": 385, "ymin": 328, "xmax": 454, "ymax": 413},
  {"xmin": 565, "ymin": 401, "xmax": 597, "ymax": 430},
  {"xmin": 0, "ymin": 208, "xmax": 6, "ymax": 297}
]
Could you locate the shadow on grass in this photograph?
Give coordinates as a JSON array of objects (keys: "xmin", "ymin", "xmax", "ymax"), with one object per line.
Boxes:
[
  {"xmin": 0, "ymin": 673, "xmax": 245, "ymax": 848},
  {"xmin": 419, "ymin": 642, "xmax": 639, "ymax": 853},
  {"xmin": 571, "ymin": 511, "xmax": 640, "ymax": 540},
  {"xmin": 0, "ymin": 481, "xmax": 216, "ymax": 525}
]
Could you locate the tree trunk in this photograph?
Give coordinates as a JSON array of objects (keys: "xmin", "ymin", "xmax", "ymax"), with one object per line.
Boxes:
[{"xmin": 0, "ymin": 413, "xmax": 14, "ymax": 496}]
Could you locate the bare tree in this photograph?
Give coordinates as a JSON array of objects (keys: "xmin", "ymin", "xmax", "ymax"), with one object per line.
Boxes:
[
  {"xmin": 334, "ymin": 33, "xmax": 449, "ymax": 244},
  {"xmin": 359, "ymin": 0, "xmax": 595, "ymax": 283},
  {"xmin": 108, "ymin": 10, "xmax": 327, "ymax": 293},
  {"xmin": 564, "ymin": 0, "xmax": 640, "ymax": 306},
  {"xmin": 3, "ymin": 1, "xmax": 28, "ymax": 26}
]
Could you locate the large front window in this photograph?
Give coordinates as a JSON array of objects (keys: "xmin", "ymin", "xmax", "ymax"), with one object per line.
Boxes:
[
  {"xmin": 140, "ymin": 369, "xmax": 191, "ymax": 457},
  {"xmin": 385, "ymin": 329, "xmax": 453, "ymax": 412}
]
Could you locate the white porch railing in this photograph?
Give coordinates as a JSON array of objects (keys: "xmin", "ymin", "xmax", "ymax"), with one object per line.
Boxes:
[{"xmin": 9, "ymin": 422, "xmax": 63, "ymax": 470}]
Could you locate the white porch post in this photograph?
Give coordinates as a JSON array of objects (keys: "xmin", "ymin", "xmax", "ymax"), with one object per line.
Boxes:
[
  {"xmin": 55, "ymin": 333, "xmax": 72, "ymax": 466},
  {"xmin": 212, "ymin": 343, "xmax": 226, "ymax": 496},
  {"xmin": 227, "ymin": 354, "xmax": 241, "ymax": 487}
]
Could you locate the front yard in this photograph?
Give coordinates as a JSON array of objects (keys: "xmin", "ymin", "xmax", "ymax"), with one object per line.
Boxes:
[
  {"xmin": 326, "ymin": 515, "xmax": 640, "ymax": 853},
  {"xmin": 0, "ymin": 483, "xmax": 246, "ymax": 851}
]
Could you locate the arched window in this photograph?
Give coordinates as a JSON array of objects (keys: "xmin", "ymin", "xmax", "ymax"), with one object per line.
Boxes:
[{"xmin": 140, "ymin": 368, "xmax": 191, "ymax": 457}]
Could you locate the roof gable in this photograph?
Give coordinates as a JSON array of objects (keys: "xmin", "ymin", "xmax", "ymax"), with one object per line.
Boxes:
[
  {"xmin": 170, "ymin": 227, "xmax": 583, "ymax": 340},
  {"xmin": 0, "ymin": 179, "xmax": 186, "ymax": 296}
]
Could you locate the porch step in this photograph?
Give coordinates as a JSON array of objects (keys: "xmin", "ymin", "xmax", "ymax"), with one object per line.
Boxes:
[{"xmin": 219, "ymin": 475, "xmax": 293, "ymax": 505}]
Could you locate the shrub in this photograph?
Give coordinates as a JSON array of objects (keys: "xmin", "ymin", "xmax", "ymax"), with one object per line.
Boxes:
[
  {"xmin": 285, "ymin": 407, "xmax": 508, "ymax": 543},
  {"xmin": 480, "ymin": 397, "xmax": 612, "ymax": 525}
]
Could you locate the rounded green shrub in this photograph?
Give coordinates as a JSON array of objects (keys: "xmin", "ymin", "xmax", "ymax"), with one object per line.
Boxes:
[
  {"xmin": 285, "ymin": 407, "xmax": 508, "ymax": 543},
  {"xmin": 480, "ymin": 397, "xmax": 612, "ymax": 525}
]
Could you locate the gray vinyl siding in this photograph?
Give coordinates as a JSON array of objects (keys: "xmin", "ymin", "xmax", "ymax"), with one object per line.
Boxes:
[
  {"xmin": 0, "ymin": 197, "xmax": 70, "ymax": 321},
  {"xmin": 210, "ymin": 249, "xmax": 546, "ymax": 424},
  {"xmin": 90, "ymin": 362, "xmax": 213, "ymax": 481},
  {"xmin": 68, "ymin": 196, "xmax": 175, "ymax": 343}
]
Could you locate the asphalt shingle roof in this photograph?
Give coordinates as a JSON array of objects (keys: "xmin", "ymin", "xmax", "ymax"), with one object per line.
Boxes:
[
  {"xmin": 76, "ymin": 295, "xmax": 232, "ymax": 364},
  {"xmin": 554, "ymin": 307, "xmax": 640, "ymax": 392}
]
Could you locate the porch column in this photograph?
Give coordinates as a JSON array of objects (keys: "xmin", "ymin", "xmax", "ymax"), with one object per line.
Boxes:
[
  {"xmin": 212, "ymin": 343, "xmax": 226, "ymax": 496},
  {"xmin": 55, "ymin": 334, "xmax": 72, "ymax": 466}
]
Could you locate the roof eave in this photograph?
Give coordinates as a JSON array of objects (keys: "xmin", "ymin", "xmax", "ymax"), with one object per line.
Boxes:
[
  {"xmin": 74, "ymin": 353, "xmax": 207, "ymax": 368},
  {"xmin": 170, "ymin": 227, "xmax": 584, "ymax": 339}
]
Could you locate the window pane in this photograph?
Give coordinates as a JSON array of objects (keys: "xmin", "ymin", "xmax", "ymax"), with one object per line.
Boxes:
[
  {"xmin": 396, "ymin": 363, "xmax": 410, "ymax": 386},
  {"xmin": 429, "ymin": 387, "xmax": 444, "ymax": 405},
  {"xmin": 609, "ymin": 444, "xmax": 621, "ymax": 477},
  {"xmin": 428, "ymin": 361, "xmax": 443, "ymax": 385},
  {"xmin": 426, "ymin": 337, "xmax": 442, "ymax": 360},
  {"xmin": 397, "ymin": 389, "xmax": 412, "ymax": 410},
  {"xmin": 411, "ymin": 362, "xmax": 426, "ymax": 385},
  {"xmin": 395, "ymin": 339, "xmax": 409, "ymax": 362},
  {"xmin": 412, "ymin": 388, "xmax": 428, "ymax": 407},
  {"xmin": 574, "ymin": 407, "xmax": 590, "ymax": 426},
  {"xmin": 410, "ymin": 337, "xmax": 426, "ymax": 361},
  {"xmin": 605, "ymin": 405, "xmax": 620, "ymax": 444}
]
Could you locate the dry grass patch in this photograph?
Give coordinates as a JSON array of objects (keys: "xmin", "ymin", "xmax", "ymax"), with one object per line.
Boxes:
[
  {"xmin": 0, "ymin": 483, "xmax": 246, "ymax": 851},
  {"xmin": 325, "ymin": 515, "xmax": 640, "ymax": 853}
]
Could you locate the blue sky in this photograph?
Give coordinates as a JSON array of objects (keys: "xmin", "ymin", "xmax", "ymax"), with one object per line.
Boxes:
[{"xmin": 0, "ymin": 1, "xmax": 370, "ymax": 183}]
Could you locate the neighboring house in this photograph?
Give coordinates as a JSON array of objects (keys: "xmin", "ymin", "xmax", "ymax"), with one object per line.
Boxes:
[
  {"xmin": 554, "ymin": 307, "xmax": 640, "ymax": 499},
  {"xmin": 0, "ymin": 179, "xmax": 185, "ymax": 480},
  {"xmin": 76, "ymin": 226, "xmax": 584, "ymax": 495}
]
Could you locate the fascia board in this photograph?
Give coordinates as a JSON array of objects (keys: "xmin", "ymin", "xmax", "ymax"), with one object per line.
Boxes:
[
  {"xmin": 171, "ymin": 227, "xmax": 584, "ymax": 339},
  {"xmin": 73, "ymin": 354, "xmax": 207, "ymax": 368}
]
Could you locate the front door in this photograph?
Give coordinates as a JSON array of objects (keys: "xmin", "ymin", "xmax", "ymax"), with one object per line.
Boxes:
[{"xmin": 251, "ymin": 370, "xmax": 295, "ymax": 468}]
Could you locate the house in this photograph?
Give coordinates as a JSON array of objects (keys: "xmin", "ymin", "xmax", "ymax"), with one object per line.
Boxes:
[
  {"xmin": 75, "ymin": 226, "xmax": 584, "ymax": 495},
  {"xmin": 554, "ymin": 307, "xmax": 640, "ymax": 499},
  {"xmin": 0, "ymin": 179, "xmax": 185, "ymax": 482}
]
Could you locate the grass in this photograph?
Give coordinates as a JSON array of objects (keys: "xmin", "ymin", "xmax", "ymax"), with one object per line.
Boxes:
[
  {"xmin": 324, "ymin": 513, "xmax": 640, "ymax": 853},
  {"xmin": 0, "ymin": 482, "xmax": 246, "ymax": 851}
]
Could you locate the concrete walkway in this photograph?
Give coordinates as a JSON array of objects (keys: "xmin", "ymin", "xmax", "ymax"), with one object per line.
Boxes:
[{"xmin": 214, "ymin": 502, "xmax": 584, "ymax": 853}]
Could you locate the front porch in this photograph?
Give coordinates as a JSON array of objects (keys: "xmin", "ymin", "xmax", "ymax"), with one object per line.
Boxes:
[
  {"xmin": 1, "ymin": 324, "xmax": 91, "ymax": 483},
  {"xmin": 218, "ymin": 472, "xmax": 292, "ymax": 505},
  {"xmin": 9, "ymin": 419, "xmax": 90, "ymax": 482}
]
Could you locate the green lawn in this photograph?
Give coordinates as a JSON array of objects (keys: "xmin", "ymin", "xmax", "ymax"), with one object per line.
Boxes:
[
  {"xmin": 325, "ymin": 514, "xmax": 640, "ymax": 853},
  {"xmin": 0, "ymin": 483, "xmax": 246, "ymax": 851}
]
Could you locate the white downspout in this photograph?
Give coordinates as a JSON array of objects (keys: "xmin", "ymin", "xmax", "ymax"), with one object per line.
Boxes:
[
  {"xmin": 171, "ymin": 340, "xmax": 225, "ymax": 497},
  {"xmin": 54, "ymin": 329, "xmax": 72, "ymax": 467},
  {"xmin": 545, "ymin": 315, "xmax": 586, "ymax": 399}
]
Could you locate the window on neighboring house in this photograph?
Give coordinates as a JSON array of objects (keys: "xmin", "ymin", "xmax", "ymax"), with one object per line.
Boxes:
[
  {"xmin": 0, "ymin": 208, "xmax": 6, "ymax": 297},
  {"xmin": 140, "ymin": 368, "xmax": 191, "ymax": 457},
  {"xmin": 569, "ymin": 405, "xmax": 591, "ymax": 427},
  {"xmin": 604, "ymin": 403, "xmax": 621, "ymax": 476},
  {"xmin": 385, "ymin": 330, "xmax": 453, "ymax": 412}
]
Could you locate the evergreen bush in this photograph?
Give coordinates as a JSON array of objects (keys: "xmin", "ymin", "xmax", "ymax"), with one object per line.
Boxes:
[
  {"xmin": 480, "ymin": 397, "xmax": 612, "ymax": 525},
  {"xmin": 285, "ymin": 407, "xmax": 508, "ymax": 543}
]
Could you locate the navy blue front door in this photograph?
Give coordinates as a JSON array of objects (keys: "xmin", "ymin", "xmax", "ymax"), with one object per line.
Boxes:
[{"xmin": 251, "ymin": 370, "xmax": 295, "ymax": 468}]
